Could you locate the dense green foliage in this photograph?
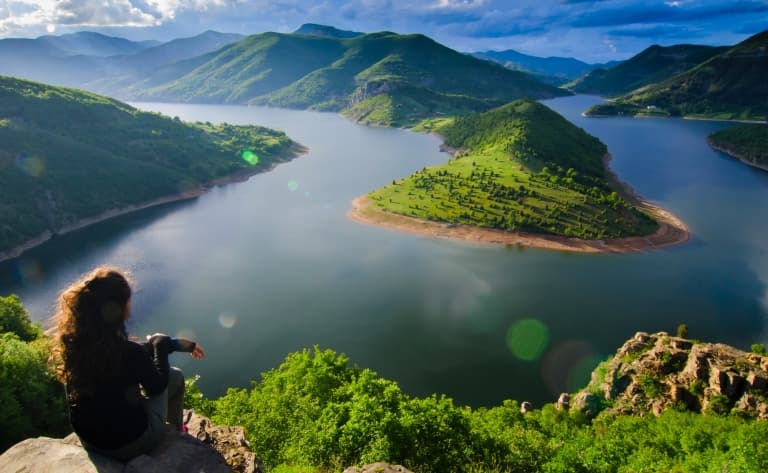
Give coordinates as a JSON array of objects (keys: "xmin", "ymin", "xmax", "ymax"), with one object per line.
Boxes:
[
  {"xmin": 567, "ymin": 44, "xmax": 726, "ymax": 97},
  {"xmin": 586, "ymin": 31, "xmax": 768, "ymax": 120},
  {"xmin": 368, "ymin": 100, "xmax": 657, "ymax": 239},
  {"xmin": 708, "ymin": 124, "xmax": 768, "ymax": 168},
  {"xmin": 187, "ymin": 347, "xmax": 768, "ymax": 473},
  {"xmin": 0, "ymin": 294, "xmax": 42, "ymax": 342},
  {"xmin": 0, "ymin": 75, "xmax": 299, "ymax": 254},
  {"xmin": 133, "ymin": 31, "xmax": 567, "ymax": 126},
  {"xmin": 0, "ymin": 296, "xmax": 69, "ymax": 451}
]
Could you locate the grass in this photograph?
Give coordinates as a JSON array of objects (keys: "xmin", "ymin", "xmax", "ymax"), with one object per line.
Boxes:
[{"xmin": 368, "ymin": 100, "xmax": 659, "ymax": 239}]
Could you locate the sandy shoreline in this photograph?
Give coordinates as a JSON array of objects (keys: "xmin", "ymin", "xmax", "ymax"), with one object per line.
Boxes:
[
  {"xmin": 348, "ymin": 153, "xmax": 690, "ymax": 254},
  {"xmin": 0, "ymin": 144, "xmax": 308, "ymax": 264}
]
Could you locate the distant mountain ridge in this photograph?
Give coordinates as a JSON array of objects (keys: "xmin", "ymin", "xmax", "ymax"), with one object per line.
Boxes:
[
  {"xmin": 586, "ymin": 30, "xmax": 768, "ymax": 121},
  {"xmin": 567, "ymin": 43, "xmax": 728, "ymax": 96},
  {"xmin": 129, "ymin": 30, "xmax": 568, "ymax": 126},
  {"xmin": 472, "ymin": 49, "xmax": 619, "ymax": 85},
  {"xmin": 294, "ymin": 23, "xmax": 363, "ymax": 38},
  {"xmin": 0, "ymin": 30, "xmax": 244, "ymax": 91}
]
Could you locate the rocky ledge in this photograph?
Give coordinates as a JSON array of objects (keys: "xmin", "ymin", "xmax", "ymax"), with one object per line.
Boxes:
[
  {"xmin": 570, "ymin": 331, "xmax": 768, "ymax": 418},
  {"xmin": 0, "ymin": 411, "xmax": 260, "ymax": 473}
]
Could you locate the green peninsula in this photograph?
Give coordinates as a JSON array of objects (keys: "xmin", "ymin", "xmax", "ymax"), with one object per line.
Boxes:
[
  {"xmin": 708, "ymin": 124, "xmax": 768, "ymax": 171},
  {"xmin": 0, "ymin": 75, "xmax": 303, "ymax": 259},
  {"xmin": 352, "ymin": 99, "xmax": 689, "ymax": 252}
]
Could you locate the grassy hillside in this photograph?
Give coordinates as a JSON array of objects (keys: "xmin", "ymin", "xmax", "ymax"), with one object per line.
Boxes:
[
  {"xmin": 0, "ymin": 75, "xmax": 301, "ymax": 255},
  {"xmin": 587, "ymin": 30, "xmax": 768, "ymax": 120},
  {"xmin": 134, "ymin": 31, "xmax": 568, "ymax": 126},
  {"xmin": 708, "ymin": 124, "xmax": 768, "ymax": 170},
  {"xmin": 367, "ymin": 99, "xmax": 658, "ymax": 239},
  {"xmin": 566, "ymin": 44, "xmax": 727, "ymax": 96}
]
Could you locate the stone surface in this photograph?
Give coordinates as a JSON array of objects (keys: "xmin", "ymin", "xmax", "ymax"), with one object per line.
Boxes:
[
  {"xmin": 0, "ymin": 413, "xmax": 256, "ymax": 473},
  {"xmin": 572, "ymin": 332, "xmax": 768, "ymax": 418},
  {"xmin": 343, "ymin": 462, "xmax": 415, "ymax": 473}
]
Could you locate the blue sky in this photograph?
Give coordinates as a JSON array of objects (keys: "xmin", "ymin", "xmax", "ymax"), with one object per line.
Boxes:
[{"xmin": 1, "ymin": 1, "xmax": 765, "ymax": 62}]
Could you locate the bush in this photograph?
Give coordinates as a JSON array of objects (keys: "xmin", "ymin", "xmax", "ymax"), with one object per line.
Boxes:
[{"xmin": 750, "ymin": 343, "xmax": 767, "ymax": 356}]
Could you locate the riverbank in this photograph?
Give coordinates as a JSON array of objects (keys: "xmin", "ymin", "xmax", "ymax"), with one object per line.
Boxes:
[
  {"xmin": 707, "ymin": 139, "xmax": 768, "ymax": 173},
  {"xmin": 348, "ymin": 151, "xmax": 690, "ymax": 254},
  {"xmin": 0, "ymin": 143, "xmax": 308, "ymax": 263}
]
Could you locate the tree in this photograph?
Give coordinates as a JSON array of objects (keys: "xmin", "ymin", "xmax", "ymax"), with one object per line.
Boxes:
[
  {"xmin": 676, "ymin": 324, "xmax": 689, "ymax": 338},
  {"xmin": 0, "ymin": 295, "xmax": 42, "ymax": 342}
]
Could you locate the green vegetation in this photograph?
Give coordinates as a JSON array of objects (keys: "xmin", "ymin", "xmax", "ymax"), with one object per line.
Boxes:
[
  {"xmin": 566, "ymin": 44, "xmax": 726, "ymax": 97},
  {"xmin": 0, "ymin": 75, "xmax": 300, "ymax": 254},
  {"xmin": 751, "ymin": 343, "xmax": 768, "ymax": 356},
  {"xmin": 368, "ymin": 99, "xmax": 658, "ymax": 239},
  {"xmin": 585, "ymin": 31, "xmax": 768, "ymax": 120},
  {"xmin": 709, "ymin": 125, "xmax": 768, "ymax": 169},
  {"xmin": 676, "ymin": 324, "xmax": 689, "ymax": 338},
  {"xmin": 0, "ymin": 296, "xmax": 69, "ymax": 451},
  {"xmin": 135, "ymin": 31, "xmax": 567, "ymax": 126},
  {"xmin": 185, "ymin": 346, "xmax": 768, "ymax": 473}
]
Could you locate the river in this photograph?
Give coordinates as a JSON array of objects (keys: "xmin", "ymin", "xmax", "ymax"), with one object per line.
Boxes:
[{"xmin": 1, "ymin": 95, "xmax": 767, "ymax": 407}]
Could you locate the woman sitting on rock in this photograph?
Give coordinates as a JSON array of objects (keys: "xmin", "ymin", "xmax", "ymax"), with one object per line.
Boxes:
[{"xmin": 51, "ymin": 267, "xmax": 205, "ymax": 461}]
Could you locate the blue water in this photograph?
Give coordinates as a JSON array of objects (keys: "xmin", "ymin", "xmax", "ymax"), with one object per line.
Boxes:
[{"xmin": 1, "ymin": 96, "xmax": 766, "ymax": 407}]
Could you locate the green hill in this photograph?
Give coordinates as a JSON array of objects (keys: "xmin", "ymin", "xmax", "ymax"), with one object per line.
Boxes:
[
  {"xmin": 566, "ymin": 44, "xmax": 727, "ymax": 96},
  {"xmin": 133, "ymin": 31, "xmax": 568, "ymax": 126},
  {"xmin": 366, "ymin": 99, "xmax": 658, "ymax": 239},
  {"xmin": 586, "ymin": 30, "xmax": 768, "ymax": 120},
  {"xmin": 708, "ymin": 124, "xmax": 768, "ymax": 171},
  {"xmin": 0, "ymin": 75, "xmax": 302, "ymax": 256}
]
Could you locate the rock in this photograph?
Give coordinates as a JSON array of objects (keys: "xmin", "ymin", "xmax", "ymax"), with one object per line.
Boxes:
[
  {"xmin": 571, "ymin": 391, "xmax": 604, "ymax": 418},
  {"xmin": 520, "ymin": 401, "xmax": 533, "ymax": 414},
  {"xmin": 572, "ymin": 332, "xmax": 768, "ymax": 418},
  {"xmin": 556, "ymin": 393, "xmax": 570, "ymax": 410},
  {"xmin": 184, "ymin": 411, "xmax": 261, "ymax": 473},
  {"xmin": 343, "ymin": 463, "xmax": 415, "ymax": 473},
  {"xmin": 0, "ymin": 413, "xmax": 256, "ymax": 473}
]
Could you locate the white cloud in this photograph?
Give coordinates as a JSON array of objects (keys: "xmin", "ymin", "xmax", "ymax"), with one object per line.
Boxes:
[
  {"xmin": 0, "ymin": 0, "xmax": 227, "ymax": 35},
  {"xmin": 432, "ymin": 0, "xmax": 487, "ymax": 9}
]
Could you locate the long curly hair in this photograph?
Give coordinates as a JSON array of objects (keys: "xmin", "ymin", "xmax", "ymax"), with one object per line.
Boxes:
[{"xmin": 51, "ymin": 267, "xmax": 132, "ymax": 401}]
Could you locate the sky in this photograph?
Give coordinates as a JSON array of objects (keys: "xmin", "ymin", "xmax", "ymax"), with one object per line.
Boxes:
[{"xmin": 0, "ymin": 0, "xmax": 766, "ymax": 62}]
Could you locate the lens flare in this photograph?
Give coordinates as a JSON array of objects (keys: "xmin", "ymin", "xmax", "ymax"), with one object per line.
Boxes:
[
  {"xmin": 241, "ymin": 149, "xmax": 259, "ymax": 166},
  {"xmin": 217, "ymin": 312, "xmax": 237, "ymax": 329},
  {"xmin": 13, "ymin": 259, "xmax": 43, "ymax": 286},
  {"xmin": 287, "ymin": 180, "xmax": 299, "ymax": 192},
  {"xmin": 14, "ymin": 154, "xmax": 46, "ymax": 177},
  {"xmin": 506, "ymin": 319, "xmax": 549, "ymax": 361}
]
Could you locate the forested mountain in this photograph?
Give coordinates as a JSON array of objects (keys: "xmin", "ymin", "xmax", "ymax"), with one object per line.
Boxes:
[
  {"xmin": 586, "ymin": 30, "xmax": 768, "ymax": 120},
  {"xmin": 132, "ymin": 31, "xmax": 568, "ymax": 126},
  {"xmin": 472, "ymin": 49, "xmax": 619, "ymax": 85},
  {"xmin": 35, "ymin": 31, "xmax": 158, "ymax": 57},
  {"xmin": 567, "ymin": 44, "xmax": 727, "ymax": 96},
  {"xmin": 0, "ymin": 31, "xmax": 243, "ymax": 91},
  {"xmin": 0, "ymin": 76, "xmax": 301, "ymax": 255},
  {"xmin": 294, "ymin": 23, "xmax": 363, "ymax": 38}
]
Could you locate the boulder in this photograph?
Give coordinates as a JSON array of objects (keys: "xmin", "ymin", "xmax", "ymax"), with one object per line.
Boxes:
[
  {"xmin": 520, "ymin": 401, "xmax": 533, "ymax": 414},
  {"xmin": 343, "ymin": 463, "xmax": 415, "ymax": 473},
  {"xmin": 0, "ymin": 413, "xmax": 257, "ymax": 473}
]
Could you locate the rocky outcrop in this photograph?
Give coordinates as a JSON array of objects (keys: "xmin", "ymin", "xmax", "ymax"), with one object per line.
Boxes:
[
  {"xmin": 343, "ymin": 463, "xmax": 415, "ymax": 473},
  {"xmin": 348, "ymin": 79, "xmax": 403, "ymax": 107},
  {"xmin": 573, "ymin": 332, "xmax": 768, "ymax": 418},
  {"xmin": 0, "ymin": 412, "xmax": 259, "ymax": 473}
]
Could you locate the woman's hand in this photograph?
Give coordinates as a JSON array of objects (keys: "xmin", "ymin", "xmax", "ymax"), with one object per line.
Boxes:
[{"xmin": 191, "ymin": 344, "xmax": 205, "ymax": 360}]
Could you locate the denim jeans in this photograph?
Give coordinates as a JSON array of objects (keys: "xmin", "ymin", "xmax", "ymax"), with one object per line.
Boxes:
[{"xmin": 80, "ymin": 367, "xmax": 185, "ymax": 462}]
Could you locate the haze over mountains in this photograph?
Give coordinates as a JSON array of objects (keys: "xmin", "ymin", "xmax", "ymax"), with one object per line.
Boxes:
[{"xmin": 472, "ymin": 50, "xmax": 620, "ymax": 86}]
